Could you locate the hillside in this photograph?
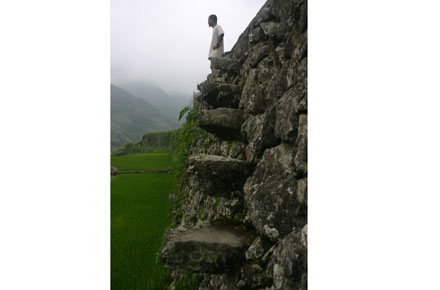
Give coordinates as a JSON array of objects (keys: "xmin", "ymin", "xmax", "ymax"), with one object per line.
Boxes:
[
  {"xmin": 114, "ymin": 82, "xmax": 191, "ymax": 124},
  {"xmin": 111, "ymin": 84, "xmax": 178, "ymax": 151}
]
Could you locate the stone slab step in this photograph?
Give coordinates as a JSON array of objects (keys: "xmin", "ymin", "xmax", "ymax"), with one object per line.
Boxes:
[
  {"xmin": 198, "ymin": 108, "xmax": 245, "ymax": 140},
  {"xmin": 200, "ymin": 82, "xmax": 241, "ymax": 109},
  {"xmin": 160, "ymin": 226, "xmax": 255, "ymax": 273},
  {"xmin": 209, "ymin": 57, "xmax": 241, "ymax": 73}
]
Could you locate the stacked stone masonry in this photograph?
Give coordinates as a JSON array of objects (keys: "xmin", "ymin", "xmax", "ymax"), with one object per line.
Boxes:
[{"xmin": 160, "ymin": 0, "xmax": 307, "ymax": 289}]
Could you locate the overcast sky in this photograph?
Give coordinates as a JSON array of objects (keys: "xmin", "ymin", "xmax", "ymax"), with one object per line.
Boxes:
[{"xmin": 111, "ymin": 0, "xmax": 267, "ymax": 96}]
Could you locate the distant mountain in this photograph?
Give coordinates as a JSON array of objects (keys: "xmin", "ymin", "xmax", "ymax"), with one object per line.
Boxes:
[
  {"xmin": 111, "ymin": 84, "xmax": 178, "ymax": 151},
  {"xmin": 114, "ymin": 82, "xmax": 192, "ymax": 124}
]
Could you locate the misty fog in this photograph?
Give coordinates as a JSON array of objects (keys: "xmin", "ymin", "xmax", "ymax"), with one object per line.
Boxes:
[{"xmin": 111, "ymin": 0, "xmax": 267, "ymax": 97}]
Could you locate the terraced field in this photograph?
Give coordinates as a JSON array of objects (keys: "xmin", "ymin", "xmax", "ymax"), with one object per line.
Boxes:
[{"xmin": 111, "ymin": 148, "xmax": 172, "ymax": 290}]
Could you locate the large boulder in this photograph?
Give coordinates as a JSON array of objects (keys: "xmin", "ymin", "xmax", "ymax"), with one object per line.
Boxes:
[
  {"xmin": 266, "ymin": 226, "xmax": 307, "ymax": 290},
  {"xmin": 160, "ymin": 226, "xmax": 255, "ymax": 274},
  {"xmin": 241, "ymin": 105, "xmax": 279, "ymax": 162},
  {"xmin": 247, "ymin": 43, "xmax": 271, "ymax": 68},
  {"xmin": 244, "ymin": 144, "xmax": 307, "ymax": 241},
  {"xmin": 274, "ymin": 65, "xmax": 307, "ymax": 143},
  {"xmin": 239, "ymin": 56, "xmax": 283, "ymax": 115},
  {"xmin": 275, "ymin": 90, "xmax": 299, "ymax": 143}
]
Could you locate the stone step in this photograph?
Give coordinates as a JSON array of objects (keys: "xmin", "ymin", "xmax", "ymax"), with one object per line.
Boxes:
[
  {"xmin": 200, "ymin": 82, "xmax": 241, "ymax": 108},
  {"xmin": 198, "ymin": 108, "xmax": 245, "ymax": 140},
  {"xmin": 160, "ymin": 226, "xmax": 255, "ymax": 274},
  {"xmin": 187, "ymin": 154, "xmax": 254, "ymax": 196},
  {"xmin": 209, "ymin": 56, "xmax": 241, "ymax": 73}
]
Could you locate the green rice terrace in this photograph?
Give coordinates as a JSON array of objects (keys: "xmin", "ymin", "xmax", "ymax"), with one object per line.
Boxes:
[
  {"xmin": 111, "ymin": 148, "xmax": 172, "ymax": 171},
  {"xmin": 111, "ymin": 147, "xmax": 173, "ymax": 290}
]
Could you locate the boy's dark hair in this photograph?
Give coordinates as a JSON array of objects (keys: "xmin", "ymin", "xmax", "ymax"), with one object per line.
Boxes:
[{"xmin": 209, "ymin": 14, "xmax": 217, "ymax": 23}]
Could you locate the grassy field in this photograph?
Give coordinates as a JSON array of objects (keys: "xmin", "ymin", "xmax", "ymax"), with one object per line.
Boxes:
[
  {"xmin": 111, "ymin": 148, "xmax": 171, "ymax": 171},
  {"xmin": 111, "ymin": 149, "xmax": 172, "ymax": 290}
]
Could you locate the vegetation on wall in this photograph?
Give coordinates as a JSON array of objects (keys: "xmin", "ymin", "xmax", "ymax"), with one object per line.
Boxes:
[
  {"xmin": 169, "ymin": 93, "xmax": 202, "ymax": 223},
  {"xmin": 167, "ymin": 91, "xmax": 223, "ymax": 225}
]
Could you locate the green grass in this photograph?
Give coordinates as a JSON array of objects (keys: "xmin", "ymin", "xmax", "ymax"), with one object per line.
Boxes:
[
  {"xmin": 175, "ymin": 274, "xmax": 200, "ymax": 290},
  {"xmin": 111, "ymin": 148, "xmax": 171, "ymax": 171},
  {"xmin": 111, "ymin": 150, "xmax": 173, "ymax": 290}
]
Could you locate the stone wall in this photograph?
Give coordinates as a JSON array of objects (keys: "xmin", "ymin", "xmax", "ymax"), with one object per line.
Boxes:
[{"xmin": 161, "ymin": 0, "xmax": 307, "ymax": 289}]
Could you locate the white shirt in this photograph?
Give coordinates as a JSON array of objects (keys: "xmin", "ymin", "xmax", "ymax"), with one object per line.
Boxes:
[{"xmin": 208, "ymin": 24, "xmax": 224, "ymax": 59}]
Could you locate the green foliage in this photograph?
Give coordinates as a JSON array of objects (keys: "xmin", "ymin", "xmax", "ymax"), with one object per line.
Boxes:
[
  {"xmin": 178, "ymin": 105, "xmax": 191, "ymax": 121},
  {"xmin": 175, "ymin": 274, "xmax": 200, "ymax": 290},
  {"xmin": 124, "ymin": 142, "xmax": 136, "ymax": 149},
  {"xmin": 234, "ymin": 212, "xmax": 244, "ymax": 221},
  {"xmin": 214, "ymin": 197, "xmax": 222, "ymax": 209}
]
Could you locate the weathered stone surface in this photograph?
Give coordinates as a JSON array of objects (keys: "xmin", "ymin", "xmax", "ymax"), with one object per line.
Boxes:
[
  {"xmin": 210, "ymin": 57, "xmax": 241, "ymax": 73},
  {"xmin": 200, "ymin": 82, "xmax": 242, "ymax": 109},
  {"xmin": 294, "ymin": 114, "xmax": 307, "ymax": 174},
  {"xmin": 187, "ymin": 154, "xmax": 254, "ymax": 196},
  {"xmin": 160, "ymin": 226, "xmax": 255, "ymax": 274},
  {"xmin": 265, "ymin": 63, "xmax": 288, "ymax": 104},
  {"xmin": 249, "ymin": 25, "xmax": 264, "ymax": 44},
  {"xmin": 288, "ymin": 56, "xmax": 307, "ymax": 89},
  {"xmin": 297, "ymin": 178, "xmax": 307, "ymax": 208},
  {"xmin": 248, "ymin": 43, "xmax": 270, "ymax": 68},
  {"xmin": 239, "ymin": 69, "xmax": 266, "ymax": 114},
  {"xmin": 260, "ymin": 21, "xmax": 280, "ymax": 38},
  {"xmin": 237, "ymin": 263, "xmax": 268, "ymax": 289},
  {"xmin": 199, "ymin": 108, "xmax": 245, "ymax": 140},
  {"xmin": 240, "ymin": 55, "xmax": 285, "ymax": 115},
  {"xmin": 275, "ymin": 90, "xmax": 299, "ymax": 143},
  {"xmin": 244, "ymin": 144, "xmax": 306, "ymax": 241},
  {"xmin": 242, "ymin": 113, "xmax": 265, "ymax": 162},
  {"xmin": 245, "ymin": 236, "xmax": 268, "ymax": 260},
  {"xmin": 290, "ymin": 73, "xmax": 307, "ymax": 114},
  {"xmin": 292, "ymin": 32, "xmax": 308, "ymax": 63},
  {"xmin": 249, "ymin": 0, "xmax": 274, "ymax": 28},
  {"xmin": 266, "ymin": 226, "xmax": 307, "ymax": 290},
  {"xmin": 199, "ymin": 274, "xmax": 237, "ymax": 290},
  {"xmin": 241, "ymin": 105, "xmax": 279, "ymax": 162},
  {"xmin": 178, "ymin": 188, "xmax": 245, "ymax": 226},
  {"xmin": 191, "ymin": 132, "xmax": 247, "ymax": 160},
  {"xmin": 271, "ymin": 0, "xmax": 297, "ymax": 21},
  {"xmin": 230, "ymin": 27, "xmax": 251, "ymax": 62}
]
